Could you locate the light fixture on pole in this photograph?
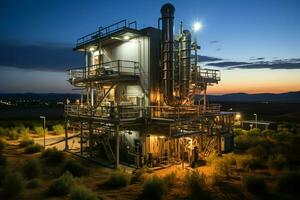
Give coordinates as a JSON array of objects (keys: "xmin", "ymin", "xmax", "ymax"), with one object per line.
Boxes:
[
  {"xmin": 40, "ymin": 116, "xmax": 46, "ymax": 150},
  {"xmin": 253, "ymin": 113, "xmax": 257, "ymax": 128}
]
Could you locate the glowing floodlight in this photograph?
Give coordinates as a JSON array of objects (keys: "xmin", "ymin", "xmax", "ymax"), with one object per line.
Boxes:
[
  {"xmin": 193, "ymin": 22, "xmax": 203, "ymax": 32},
  {"xmin": 123, "ymin": 35, "xmax": 130, "ymax": 40}
]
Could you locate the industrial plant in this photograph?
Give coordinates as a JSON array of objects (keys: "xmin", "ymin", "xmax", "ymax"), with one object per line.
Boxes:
[{"xmin": 65, "ymin": 3, "xmax": 235, "ymax": 169}]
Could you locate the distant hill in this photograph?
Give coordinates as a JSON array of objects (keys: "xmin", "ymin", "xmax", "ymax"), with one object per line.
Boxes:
[
  {"xmin": 0, "ymin": 91, "xmax": 299, "ymax": 103},
  {"xmin": 0, "ymin": 93, "xmax": 80, "ymax": 102},
  {"xmin": 206, "ymin": 91, "xmax": 300, "ymax": 103}
]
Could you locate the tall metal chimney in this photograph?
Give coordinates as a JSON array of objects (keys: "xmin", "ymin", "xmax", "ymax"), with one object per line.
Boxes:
[{"xmin": 161, "ymin": 3, "xmax": 175, "ymax": 105}]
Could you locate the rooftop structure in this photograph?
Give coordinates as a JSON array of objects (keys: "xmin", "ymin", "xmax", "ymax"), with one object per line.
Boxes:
[{"xmin": 65, "ymin": 3, "xmax": 235, "ymax": 168}]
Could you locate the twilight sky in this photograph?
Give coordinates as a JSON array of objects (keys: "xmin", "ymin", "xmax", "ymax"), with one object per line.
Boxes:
[{"xmin": 0, "ymin": 0, "xmax": 299, "ymax": 94}]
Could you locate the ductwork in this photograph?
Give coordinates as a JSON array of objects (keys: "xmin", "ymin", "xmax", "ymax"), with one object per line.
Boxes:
[{"xmin": 161, "ymin": 3, "xmax": 175, "ymax": 105}]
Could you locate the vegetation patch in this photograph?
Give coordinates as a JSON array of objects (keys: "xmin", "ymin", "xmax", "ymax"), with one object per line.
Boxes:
[
  {"xmin": 52, "ymin": 124, "xmax": 65, "ymax": 135},
  {"xmin": 70, "ymin": 185, "xmax": 99, "ymax": 200},
  {"xmin": 163, "ymin": 171, "xmax": 177, "ymax": 187},
  {"xmin": 104, "ymin": 170, "xmax": 130, "ymax": 188},
  {"xmin": 22, "ymin": 158, "xmax": 42, "ymax": 179},
  {"xmin": 184, "ymin": 171, "xmax": 211, "ymax": 200},
  {"xmin": 141, "ymin": 175, "xmax": 167, "ymax": 200},
  {"xmin": 46, "ymin": 171, "xmax": 75, "ymax": 197},
  {"xmin": 19, "ymin": 138, "xmax": 34, "ymax": 148},
  {"xmin": 242, "ymin": 175, "xmax": 268, "ymax": 196},
  {"xmin": 0, "ymin": 139, "xmax": 6, "ymax": 151},
  {"xmin": 2, "ymin": 172, "xmax": 25, "ymax": 198},
  {"xmin": 63, "ymin": 159, "xmax": 87, "ymax": 177},
  {"xmin": 26, "ymin": 178, "xmax": 42, "ymax": 188},
  {"xmin": 276, "ymin": 171, "xmax": 300, "ymax": 194},
  {"xmin": 41, "ymin": 147, "xmax": 65, "ymax": 163},
  {"xmin": 24, "ymin": 143, "xmax": 43, "ymax": 154}
]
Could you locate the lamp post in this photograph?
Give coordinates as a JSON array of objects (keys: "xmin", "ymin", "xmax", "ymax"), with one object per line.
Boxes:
[
  {"xmin": 253, "ymin": 113, "xmax": 257, "ymax": 128},
  {"xmin": 40, "ymin": 116, "xmax": 46, "ymax": 150}
]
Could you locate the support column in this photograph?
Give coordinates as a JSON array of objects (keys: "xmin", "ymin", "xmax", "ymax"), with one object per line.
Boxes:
[
  {"xmin": 115, "ymin": 125, "xmax": 120, "ymax": 169},
  {"xmin": 65, "ymin": 119, "xmax": 69, "ymax": 150},
  {"xmin": 80, "ymin": 122, "xmax": 83, "ymax": 155}
]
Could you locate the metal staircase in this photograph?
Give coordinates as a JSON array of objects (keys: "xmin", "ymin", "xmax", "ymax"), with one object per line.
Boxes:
[{"xmin": 202, "ymin": 137, "xmax": 216, "ymax": 158}]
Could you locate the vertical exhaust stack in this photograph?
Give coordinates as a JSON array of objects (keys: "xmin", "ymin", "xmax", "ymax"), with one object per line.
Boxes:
[
  {"xmin": 161, "ymin": 3, "xmax": 175, "ymax": 105},
  {"xmin": 179, "ymin": 30, "xmax": 191, "ymax": 101}
]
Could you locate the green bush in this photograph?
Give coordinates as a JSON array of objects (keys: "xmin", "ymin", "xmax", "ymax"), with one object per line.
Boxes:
[
  {"xmin": 0, "ymin": 127, "xmax": 9, "ymax": 136},
  {"xmin": 242, "ymin": 175, "xmax": 268, "ymax": 196},
  {"xmin": 247, "ymin": 144, "xmax": 269, "ymax": 161},
  {"xmin": 47, "ymin": 171, "xmax": 75, "ymax": 197},
  {"xmin": 63, "ymin": 160, "xmax": 86, "ymax": 177},
  {"xmin": 24, "ymin": 143, "xmax": 43, "ymax": 154},
  {"xmin": 206, "ymin": 150, "xmax": 218, "ymax": 166},
  {"xmin": 163, "ymin": 171, "xmax": 177, "ymax": 186},
  {"xmin": 19, "ymin": 138, "xmax": 34, "ymax": 148},
  {"xmin": 248, "ymin": 128, "xmax": 261, "ymax": 136},
  {"xmin": 22, "ymin": 158, "xmax": 41, "ymax": 179},
  {"xmin": 34, "ymin": 126, "xmax": 47, "ymax": 137},
  {"xmin": 26, "ymin": 178, "xmax": 42, "ymax": 188},
  {"xmin": 42, "ymin": 147, "xmax": 65, "ymax": 163},
  {"xmin": 142, "ymin": 176, "xmax": 167, "ymax": 200},
  {"xmin": 276, "ymin": 171, "xmax": 300, "ymax": 194},
  {"xmin": 214, "ymin": 157, "xmax": 231, "ymax": 178},
  {"xmin": 8, "ymin": 128, "xmax": 19, "ymax": 140},
  {"xmin": 236, "ymin": 155, "xmax": 253, "ymax": 171},
  {"xmin": 2, "ymin": 172, "xmax": 25, "ymax": 198},
  {"xmin": 131, "ymin": 169, "xmax": 146, "ymax": 184},
  {"xmin": 0, "ymin": 139, "xmax": 6, "ymax": 151},
  {"xmin": 185, "ymin": 171, "xmax": 211, "ymax": 200},
  {"xmin": 268, "ymin": 154, "xmax": 287, "ymax": 171},
  {"xmin": 19, "ymin": 127, "xmax": 30, "ymax": 138},
  {"xmin": 70, "ymin": 185, "xmax": 99, "ymax": 200},
  {"xmin": 105, "ymin": 170, "xmax": 130, "ymax": 188},
  {"xmin": 52, "ymin": 124, "xmax": 65, "ymax": 135}
]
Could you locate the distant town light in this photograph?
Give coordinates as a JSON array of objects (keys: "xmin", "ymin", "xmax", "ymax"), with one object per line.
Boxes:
[{"xmin": 193, "ymin": 22, "xmax": 203, "ymax": 32}]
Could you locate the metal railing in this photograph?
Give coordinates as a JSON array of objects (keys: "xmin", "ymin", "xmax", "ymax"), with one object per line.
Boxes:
[
  {"xmin": 195, "ymin": 69, "xmax": 220, "ymax": 82},
  {"xmin": 65, "ymin": 104, "xmax": 143, "ymax": 120},
  {"xmin": 68, "ymin": 60, "xmax": 140, "ymax": 82},
  {"xmin": 76, "ymin": 20, "xmax": 137, "ymax": 47}
]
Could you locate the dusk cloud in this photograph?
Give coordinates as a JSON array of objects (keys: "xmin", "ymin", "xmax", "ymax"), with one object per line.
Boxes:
[{"xmin": 0, "ymin": 42, "xmax": 84, "ymax": 72}]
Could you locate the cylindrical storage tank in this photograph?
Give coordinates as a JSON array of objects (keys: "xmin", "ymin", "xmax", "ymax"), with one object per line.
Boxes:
[
  {"xmin": 161, "ymin": 3, "xmax": 175, "ymax": 105},
  {"xmin": 179, "ymin": 30, "xmax": 191, "ymax": 100}
]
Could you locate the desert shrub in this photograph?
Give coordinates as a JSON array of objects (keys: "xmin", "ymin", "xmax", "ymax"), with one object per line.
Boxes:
[
  {"xmin": 47, "ymin": 171, "xmax": 75, "ymax": 197},
  {"xmin": 42, "ymin": 147, "xmax": 65, "ymax": 163},
  {"xmin": 268, "ymin": 154, "xmax": 287, "ymax": 171},
  {"xmin": 236, "ymin": 155, "xmax": 253, "ymax": 171},
  {"xmin": 8, "ymin": 128, "xmax": 19, "ymax": 140},
  {"xmin": 131, "ymin": 169, "xmax": 146, "ymax": 184},
  {"xmin": 26, "ymin": 178, "xmax": 42, "ymax": 188},
  {"xmin": 247, "ymin": 157, "xmax": 265, "ymax": 170},
  {"xmin": 276, "ymin": 171, "xmax": 300, "ymax": 194},
  {"xmin": 247, "ymin": 144, "xmax": 269, "ymax": 161},
  {"xmin": 233, "ymin": 128, "xmax": 247, "ymax": 135},
  {"xmin": 0, "ymin": 127, "xmax": 9, "ymax": 136},
  {"xmin": 214, "ymin": 157, "xmax": 231, "ymax": 178},
  {"xmin": 223, "ymin": 153, "xmax": 237, "ymax": 165},
  {"xmin": 242, "ymin": 175, "xmax": 268, "ymax": 196},
  {"xmin": 105, "ymin": 170, "xmax": 130, "ymax": 188},
  {"xmin": 70, "ymin": 185, "xmax": 99, "ymax": 200},
  {"xmin": 52, "ymin": 124, "xmax": 65, "ymax": 135},
  {"xmin": 24, "ymin": 143, "xmax": 43, "ymax": 154},
  {"xmin": 185, "ymin": 171, "xmax": 211, "ymax": 200},
  {"xmin": 19, "ymin": 127, "xmax": 30, "ymax": 138},
  {"xmin": 22, "ymin": 158, "xmax": 41, "ymax": 179},
  {"xmin": 2, "ymin": 172, "xmax": 25, "ymax": 198},
  {"xmin": 34, "ymin": 126, "xmax": 47, "ymax": 137},
  {"xmin": 163, "ymin": 171, "xmax": 177, "ymax": 186},
  {"xmin": 211, "ymin": 173, "xmax": 225, "ymax": 186},
  {"xmin": 142, "ymin": 176, "xmax": 167, "ymax": 200},
  {"xmin": 0, "ymin": 139, "xmax": 6, "ymax": 151},
  {"xmin": 248, "ymin": 128, "xmax": 261, "ymax": 136},
  {"xmin": 19, "ymin": 138, "xmax": 34, "ymax": 148},
  {"xmin": 0, "ymin": 154, "xmax": 7, "ymax": 166},
  {"xmin": 63, "ymin": 160, "xmax": 86, "ymax": 177},
  {"xmin": 206, "ymin": 150, "xmax": 218, "ymax": 166}
]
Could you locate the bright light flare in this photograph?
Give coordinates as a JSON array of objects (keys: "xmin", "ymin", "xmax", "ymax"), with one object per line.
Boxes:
[
  {"xmin": 123, "ymin": 35, "xmax": 130, "ymax": 40},
  {"xmin": 193, "ymin": 22, "xmax": 203, "ymax": 32}
]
